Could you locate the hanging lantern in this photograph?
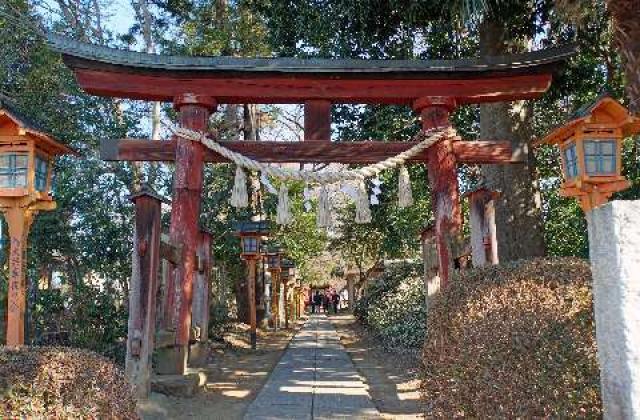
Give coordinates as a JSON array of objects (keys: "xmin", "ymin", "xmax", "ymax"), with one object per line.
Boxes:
[{"xmin": 536, "ymin": 95, "xmax": 639, "ymax": 212}]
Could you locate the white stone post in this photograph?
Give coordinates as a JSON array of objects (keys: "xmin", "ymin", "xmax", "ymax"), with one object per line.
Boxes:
[{"xmin": 587, "ymin": 200, "xmax": 640, "ymax": 419}]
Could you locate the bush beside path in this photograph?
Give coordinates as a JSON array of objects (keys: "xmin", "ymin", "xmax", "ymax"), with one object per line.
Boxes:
[
  {"xmin": 422, "ymin": 258, "xmax": 601, "ymax": 417},
  {"xmin": 0, "ymin": 346, "xmax": 137, "ymax": 418}
]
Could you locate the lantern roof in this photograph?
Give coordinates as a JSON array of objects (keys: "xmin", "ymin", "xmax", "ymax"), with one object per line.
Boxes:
[
  {"xmin": 462, "ymin": 182, "xmax": 501, "ymax": 199},
  {"xmin": 129, "ymin": 183, "xmax": 170, "ymax": 204},
  {"xmin": 420, "ymin": 222, "xmax": 437, "ymax": 240},
  {"xmin": 263, "ymin": 242, "xmax": 284, "ymax": 254},
  {"xmin": 0, "ymin": 95, "xmax": 77, "ymax": 156},
  {"xmin": 234, "ymin": 220, "xmax": 270, "ymax": 235},
  {"xmin": 281, "ymin": 259, "xmax": 295, "ymax": 269},
  {"xmin": 537, "ymin": 94, "xmax": 640, "ymax": 146}
]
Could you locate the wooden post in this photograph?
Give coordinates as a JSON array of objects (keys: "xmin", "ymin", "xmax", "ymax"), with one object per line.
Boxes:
[
  {"xmin": 293, "ymin": 286, "xmax": 300, "ymax": 322},
  {"xmin": 415, "ymin": 98, "xmax": 462, "ymax": 289},
  {"xmin": 4, "ymin": 207, "xmax": 34, "ymax": 346},
  {"xmin": 468, "ymin": 189, "xmax": 500, "ymax": 267},
  {"xmin": 421, "ymin": 227, "xmax": 440, "ymax": 306},
  {"xmin": 192, "ymin": 230, "xmax": 212, "ymax": 341},
  {"xmin": 270, "ymin": 270, "xmax": 280, "ymax": 330},
  {"xmin": 283, "ymin": 280, "xmax": 289, "ymax": 329},
  {"xmin": 189, "ymin": 230, "xmax": 212, "ymax": 367},
  {"xmin": 247, "ymin": 258, "xmax": 257, "ymax": 349},
  {"xmin": 486, "ymin": 200, "xmax": 499, "ymax": 265},
  {"xmin": 126, "ymin": 189, "xmax": 162, "ymax": 399},
  {"xmin": 469, "ymin": 193, "xmax": 487, "ymax": 267},
  {"xmin": 304, "ymin": 100, "xmax": 332, "ymax": 141},
  {"xmin": 160, "ymin": 94, "xmax": 216, "ymax": 374}
]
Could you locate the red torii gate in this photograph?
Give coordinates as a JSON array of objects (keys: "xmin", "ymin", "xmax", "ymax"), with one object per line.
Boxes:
[{"xmin": 49, "ymin": 34, "xmax": 573, "ymax": 375}]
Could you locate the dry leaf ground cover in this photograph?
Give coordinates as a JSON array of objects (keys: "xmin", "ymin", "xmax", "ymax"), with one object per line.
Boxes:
[
  {"xmin": 1, "ymin": 346, "xmax": 137, "ymax": 418},
  {"xmin": 422, "ymin": 257, "xmax": 601, "ymax": 418}
]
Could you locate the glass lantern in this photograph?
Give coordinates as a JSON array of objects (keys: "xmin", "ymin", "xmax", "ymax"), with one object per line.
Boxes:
[
  {"xmin": 235, "ymin": 220, "xmax": 270, "ymax": 260},
  {"xmin": 267, "ymin": 253, "xmax": 281, "ymax": 270},
  {"xmin": 240, "ymin": 235, "xmax": 260, "ymax": 257},
  {"xmin": 0, "ymin": 152, "xmax": 53, "ymax": 196},
  {"xmin": 583, "ymin": 139, "xmax": 616, "ymax": 176}
]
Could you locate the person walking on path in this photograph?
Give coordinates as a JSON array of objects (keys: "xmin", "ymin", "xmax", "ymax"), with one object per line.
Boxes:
[
  {"xmin": 332, "ymin": 291, "xmax": 340, "ymax": 314},
  {"xmin": 313, "ymin": 291, "xmax": 323, "ymax": 314}
]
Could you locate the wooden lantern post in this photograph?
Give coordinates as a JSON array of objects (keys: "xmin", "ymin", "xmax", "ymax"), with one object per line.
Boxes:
[
  {"xmin": 236, "ymin": 220, "xmax": 269, "ymax": 349},
  {"xmin": 266, "ymin": 246, "xmax": 283, "ymax": 330},
  {"xmin": 0, "ymin": 105, "xmax": 75, "ymax": 346},
  {"xmin": 289, "ymin": 265, "xmax": 298, "ymax": 323},
  {"xmin": 536, "ymin": 95, "xmax": 639, "ymax": 212},
  {"xmin": 280, "ymin": 259, "xmax": 295, "ymax": 328},
  {"xmin": 280, "ymin": 259, "xmax": 292, "ymax": 329}
]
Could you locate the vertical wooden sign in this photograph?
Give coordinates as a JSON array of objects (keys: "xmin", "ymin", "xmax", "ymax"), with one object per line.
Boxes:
[{"xmin": 5, "ymin": 207, "xmax": 34, "ymax": 346}]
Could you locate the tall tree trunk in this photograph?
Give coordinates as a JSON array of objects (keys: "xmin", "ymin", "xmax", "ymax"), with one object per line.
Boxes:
[
  {"xmin": 478, "ymin": 19, "xmax": 546, "ymax": 262},
  {"xmin": 243, "ymin": 104, "xmax": 259, "ymax": 141},
  {"xmin": 607, "ymin": 0, "xmax": 640, "ymax": 115},
  {"xmin": 132, "ymin": 0, "xmax": 161, "ymax": 184},
  {"xmin": 224, "ymin": 105, "xmax": 240, "ymax": 140}
]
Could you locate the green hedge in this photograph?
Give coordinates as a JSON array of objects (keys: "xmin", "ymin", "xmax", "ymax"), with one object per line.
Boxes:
[{"xmin": 355, "ymin": 261, "xmax": 425, "ymax": 351}]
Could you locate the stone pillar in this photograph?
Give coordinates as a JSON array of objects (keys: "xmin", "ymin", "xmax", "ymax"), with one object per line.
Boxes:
[
  {"xmin": 4, "ymin": 207, "xmax": 34, "ymax": 346},
  {"xmin": 126, "ymin": 189, "xmax": 162, "ymax": 399},
  {"xmin": 161, "ymin": 94, "xmax": 216, "ymax": 374},
  {"xmin": 587, "ymin": 200, "xmax": 640, "ymax": 419}
]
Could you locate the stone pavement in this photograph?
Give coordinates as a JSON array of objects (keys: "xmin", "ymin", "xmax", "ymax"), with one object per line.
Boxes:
[{"xmin": 244, "ymin": 314, "xmax": 381, "ymax": 419}]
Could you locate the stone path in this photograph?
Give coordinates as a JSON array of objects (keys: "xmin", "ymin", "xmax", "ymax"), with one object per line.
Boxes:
[{"xmin": 244, "ymin": 315, "xmax": 381, "ymax": 419}]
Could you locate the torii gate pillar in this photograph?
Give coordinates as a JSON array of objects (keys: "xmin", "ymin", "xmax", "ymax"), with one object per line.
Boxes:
[
  {"xmin": 158, "ymin": 94, "xmax": 216, "ymax": 375},
  {"xmin": 415, "ymin": 98, "xmax": 462, "ymax": 288}
]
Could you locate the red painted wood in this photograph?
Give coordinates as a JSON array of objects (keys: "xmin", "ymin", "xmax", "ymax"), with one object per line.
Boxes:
[
  {"xmin": 304, "ymin": 100, "xmax": 332, "ymax": 141},
  {"xmin": 163, "ymin": 94, "xmax": 215, "ymax": 374},
  {"xmin": 106, "ymin": 139, "xmax": 521, "ymax": 164},
  {"xmin": 74, "ymin": 69, "xmax": 552, "ymax": 104},
  {"xmin": 421, "ymin": 107, "xmax": 462, "ymax": 289},
  {"xmin": 413, "ymin": 97, "xmax": 456, "ymax": 129}
]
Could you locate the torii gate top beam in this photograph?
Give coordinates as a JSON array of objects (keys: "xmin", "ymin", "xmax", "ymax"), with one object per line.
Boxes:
[{"xmin": 48, "ymin": 34, "xmax": 574, "ymax": 105}]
